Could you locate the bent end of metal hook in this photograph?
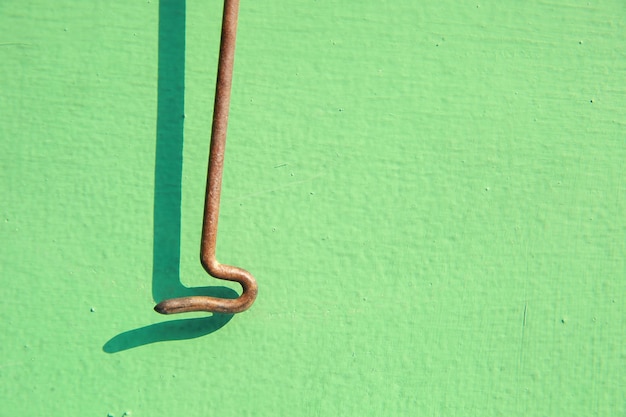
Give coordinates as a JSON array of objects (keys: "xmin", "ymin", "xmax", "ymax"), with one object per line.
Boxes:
[{"xmin": 154, "ymin": 264, "xmax": 258, "ymax": 315}]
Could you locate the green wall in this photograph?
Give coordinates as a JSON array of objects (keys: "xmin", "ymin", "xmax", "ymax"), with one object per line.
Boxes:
[{"xmin": 1, "ymin": 0, "xmax": 624, "ymax": 415}]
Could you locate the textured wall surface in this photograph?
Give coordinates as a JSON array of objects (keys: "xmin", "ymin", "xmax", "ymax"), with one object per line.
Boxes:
[{"xmin": 1, "ymin": 0, "xmax": 624, "ymax": 415}]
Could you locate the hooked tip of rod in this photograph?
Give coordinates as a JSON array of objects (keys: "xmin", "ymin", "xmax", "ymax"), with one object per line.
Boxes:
[
  {"xmin": 154, "ymin": 302, "xmax": 169, "ymax": 315},
  {"xmin": 153, "ymin": 287, "xmax": 257, "ymax": 315}
]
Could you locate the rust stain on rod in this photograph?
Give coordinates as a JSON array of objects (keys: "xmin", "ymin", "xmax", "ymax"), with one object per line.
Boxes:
[{"xmin": 155, "ymin": 0, "xmax": 258, "ymax": 315}]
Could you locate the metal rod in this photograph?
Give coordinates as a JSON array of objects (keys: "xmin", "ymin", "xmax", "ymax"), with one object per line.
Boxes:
[{"xmin": 155, "ymin": 0, "xmax": 258, "ymax": 315}]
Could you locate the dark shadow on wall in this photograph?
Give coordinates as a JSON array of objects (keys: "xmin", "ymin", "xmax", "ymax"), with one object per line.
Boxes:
[
  {"xmin": 103, "ymin": 312, "xmax": 234, "ymax": 353},
  {"xmin": 103, "ymin": 0, "xmax": 235, "ymax": 353},
  {"xmin": 152, "ymin": 0, "xmax": 186, "ymax": 303}
]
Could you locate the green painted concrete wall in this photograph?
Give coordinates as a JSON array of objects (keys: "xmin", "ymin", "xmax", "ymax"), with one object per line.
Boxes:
[{"xmin": 1, "ymin": 0, "xmax": 624, "ymax": 415}]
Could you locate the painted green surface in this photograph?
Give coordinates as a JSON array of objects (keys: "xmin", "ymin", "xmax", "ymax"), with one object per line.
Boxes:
[{"xmin": 1, "ymin": 0, "xmax": 624, "ymax": 415}]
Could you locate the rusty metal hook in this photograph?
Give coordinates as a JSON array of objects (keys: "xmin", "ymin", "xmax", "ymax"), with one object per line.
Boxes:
[{"xmin": 154, "ymin": 0, "xmax": 258, "ymax": 315}]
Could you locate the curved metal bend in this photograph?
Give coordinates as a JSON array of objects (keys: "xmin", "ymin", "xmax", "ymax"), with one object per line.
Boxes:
[
  {"xmin": 154, "ymin": 0, "xmax": 257, "ymax": 315},
  {"xmin": 154, "ymin": 262, "xmax": 258, "ymax": 314}
]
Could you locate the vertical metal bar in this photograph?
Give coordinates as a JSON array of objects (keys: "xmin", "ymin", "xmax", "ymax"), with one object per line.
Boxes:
[{"xmin": 155, "ymin": 0, "xmax": 258, "ymax": 315}]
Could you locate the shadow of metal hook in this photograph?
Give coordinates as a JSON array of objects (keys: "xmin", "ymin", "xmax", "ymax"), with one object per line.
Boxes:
[{"xmin": 154, "ymin": 0, "xmax": 258, "ymax": 315}]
